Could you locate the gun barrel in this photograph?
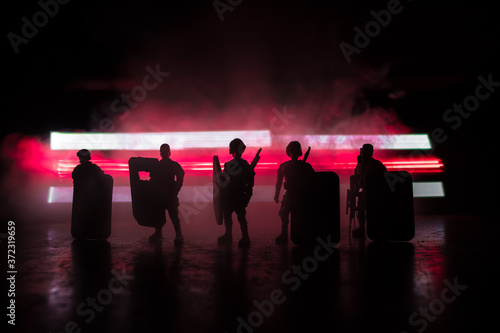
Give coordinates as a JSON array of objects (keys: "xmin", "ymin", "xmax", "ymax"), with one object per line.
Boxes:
[
  {"xmin": 303, "ymin": 146, "xmax": 311, "ymax": 162},
  {"xmin": 346, "ymin": 189, "xmax": 350, "ymax": 214},
  {"xmin": 250, "ymin": 148, "xmax": 262, "ymax": 169}
]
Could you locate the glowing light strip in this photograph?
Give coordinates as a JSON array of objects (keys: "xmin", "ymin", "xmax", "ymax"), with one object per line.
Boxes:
[
  {"xmin": 47, "ymin": 182, "xmax": 444, "ymax": 203},
  {"xmin": 50, "ymin": 130, "xmax": 272, "ymax": 150},
  {"xmin": 314, "ymin": 160, "xmax": 443, "ymax": 170},
  {"xmin": 412, "ymin": 182, "xmax": 445, "ymax": 198},
  {"xmin": 50, "ymin": 132, "xmax": 430, "ymax": 150},
  {"xmin": 47, "ymin": 186, "xmax": 57, "ymax": 204},
  {"xmin": 54, "ymin": 158, "xmax": 443, "ymax": 177},
  {"xmin": 47, "ymin": 185, "xmax": 276, "ymax": 203},
  {"xmin": 54, "ymin": 160, "xmax": 282, "ymax": 176},
  {"xmin": 275, "ymin": 134, "xmax": 432, "ymax": 150}
]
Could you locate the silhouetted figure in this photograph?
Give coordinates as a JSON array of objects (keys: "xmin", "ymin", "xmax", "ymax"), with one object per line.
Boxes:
[
  {"xmin": 274, "ymin": 141, "xmax": 315, "ymax": 244},
  {"xmin": 71, "ymin": 149, "xmax": 113, "ymax": 239},
  {"xmin": 217, "ymin": 138, "xmax": 254, "ymax": 247},
  {"xmin": 148, "ymin": 144, "xmax": 185, "ymax": 244},
  {"xmin": 351, "ymin": 143, "xmax": 387, "ymax": 237},
  {"xmin": 72, "ymin": 149, "xmax": 104, "ymax": 184}
]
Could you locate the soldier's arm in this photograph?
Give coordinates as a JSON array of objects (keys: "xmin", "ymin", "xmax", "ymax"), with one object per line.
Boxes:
[
  {"xmin": 175, "ymin": 163, "xmax": 185, "ymax": 193},
  {"xmin": 222, "ymin": 161, "xmax": 229, "ymax": 179},
  {"xmin": 380, "ymin": 161, "xmax": 388, "ymax": 172},
  {"xmin": 274, "ymin": 163, "xmax": 284, "ymax": 202},
  {"xmin": 247, "ymin": 164, "xmax": 255, "ymax": 189},
  {"xmin": 71, "ymin": 166, "xmax": 78, "ymax": 184},
  {"xmin": 95, "ymin": 164, "xmax": 105, "ymax": 176},
  {"xmin": 373, "ymin": 160, "xmax": 387, "ymax": 173}
]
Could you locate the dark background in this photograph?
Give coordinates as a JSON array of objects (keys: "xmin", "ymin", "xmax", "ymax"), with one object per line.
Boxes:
[{"xmin": 3, "ymin": 0, "xmax": 499, "ymax": 214}]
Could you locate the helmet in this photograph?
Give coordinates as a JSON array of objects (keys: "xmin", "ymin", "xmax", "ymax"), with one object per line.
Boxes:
[
  {"xmin": 286, "ymin": 141, "xmax": 302, "ymax": 158},
  {"xmin": 229, "ymin": 138, "xmax": 246, "ymax": 155},
  {"xmin": 361, "ymin": 143, "xmax": 374, "ymax": 157},
  {"xmin": 76, "ymin": 149, "xmax": 91, "ymax": 159}
]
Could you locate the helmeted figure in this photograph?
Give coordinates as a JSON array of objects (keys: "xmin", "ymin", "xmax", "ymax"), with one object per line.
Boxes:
[
  {"xmin": 217, "ymin": 138, "xmax": 255, "ymax": 247},
  {"xmin": 274, "ymin": 141, "xmax": 315, "ymax": 243},
  {"xmin": 71, "ymin": 149, "xmax": 112, "ymax": 239},
  {"xmin": 351, "ymin": 143, "xmax": 387, "ymax": 237},
  {"xmin": 72, "ymin": 149, "xmax": 105, "ymax": 185}
]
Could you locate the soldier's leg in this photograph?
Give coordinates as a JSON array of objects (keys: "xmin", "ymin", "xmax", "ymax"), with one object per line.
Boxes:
[
  {"xmin": 149, "ymin": 226, "xmax": 162, "ymax": 241},
  {"xmin": 166, "ymin": 198, "xmax": 183, "ymax": 245},
  {"xmin": 235, "ymin": 206, "xmax": 250, "ymax": 247},
  {"xmin": 353, "ymin": 191, "xmax": 366, "ymax": 237},
  {"xmin": 149, "ymin": 207, "xmax": 163, "ymax": 241},
  {"xmin": 276, "ymin": 194, "xmax": 291, "ymax": 243},
  {"xmin": 358, "ymin": 191, "xmax": 366, "ymax": 230},
  {"xmin": 218, "ymin": 206, "xmax": 234, "ymax": 243}
]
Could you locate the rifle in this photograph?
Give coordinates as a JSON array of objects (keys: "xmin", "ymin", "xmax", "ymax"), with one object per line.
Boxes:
[
  {"xmin": 347, "ymin": 154, "xmax": 367, "ymax": 233},
  {"xmin": 239, "ymin": 148, "xmax": 261, "ymax": 207},
  {"xmin": 346, "ymin": 174, "xmax": 359, "ymax": 234},
  {"xmin": 303, "ymin": 146, "xmax": 311, "ymax": 162},
  {"xmin": 250, "ymin": 148, "xmax": 262, "ymax": 170}
]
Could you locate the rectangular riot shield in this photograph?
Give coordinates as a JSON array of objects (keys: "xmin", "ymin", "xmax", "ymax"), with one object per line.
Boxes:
[
  {"xmin": 71, "ymin": 174, "xmax": 113, "ymax": 239},
  {"xmin": 366, "ymin": 171, "xmax": 415, "ymax": 241},
  {"xmin": 291, "ymin": 171, "xmax": 340, "ymax": 246},
  {"xmin": 128, "ymin": 157, "xmax": 166, "ymax": 228}
]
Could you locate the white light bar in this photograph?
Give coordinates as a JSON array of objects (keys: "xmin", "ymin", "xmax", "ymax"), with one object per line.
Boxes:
[
  {"xmin": 275, "ymin": 134, "xmax": 432, "ymax": 150},
  {"xmin": 50, "ymin": 130, "xmax": 272, "ymax": 150},
  {"xmin": 412, "ymin": 182, "xmax": 445, "ymax": 198},
  {"xmin": 47, "ymin": 185, "xmax": 275, "ymax": 203},
  {"xmin": 48, "ymin": 182, "xmax": 444, "ymax": 203}
]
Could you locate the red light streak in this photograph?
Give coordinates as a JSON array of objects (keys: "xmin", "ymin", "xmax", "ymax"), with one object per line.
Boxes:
[
  {"xmin": 54, "ymin": 157, "xmax": 443, "ymax": 177},
  {"xmin": 48, "ymin": 132, "xmax": 443, "ymax": 178}
]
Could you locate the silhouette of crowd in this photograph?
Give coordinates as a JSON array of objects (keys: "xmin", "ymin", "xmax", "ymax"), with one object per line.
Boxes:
[{"xmin": 72, "ymin": 139, "xmax": 398, "ymax": 245}]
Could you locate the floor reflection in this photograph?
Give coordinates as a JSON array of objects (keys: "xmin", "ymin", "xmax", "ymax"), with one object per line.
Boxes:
[
  {"xmin": 128, "ymin": 241, "xmax": 182, "ymax": 332},
  {"xmin": 13, "ymin": 215, "xmax": 499, "ymax": 333},
  {"xmin": 212, "ymin": 243, "xmax": 250, "ymax": 333},
  {"xmin": 69, "ymin": 239, "xmax": 112, "ymax": 333}
]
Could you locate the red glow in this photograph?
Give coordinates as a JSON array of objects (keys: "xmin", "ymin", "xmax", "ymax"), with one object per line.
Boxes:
[
  {"xmin": 53, "ymin": 156, "xmax": 443, "ymax": 178},
  {"xmin": 1, "ymin": 132, "xmax": 444, "ymax": 182},
  {"xmin": 1, "ymin": 133, "xmax": 58, "ymax": 176}
]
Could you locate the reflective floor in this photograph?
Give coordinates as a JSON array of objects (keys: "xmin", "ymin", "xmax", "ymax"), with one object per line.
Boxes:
[{"xmin": 10, "ymin": 207, "xmax": 499, "ymax": 333}]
